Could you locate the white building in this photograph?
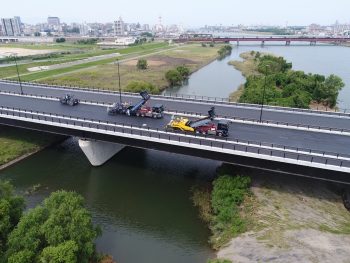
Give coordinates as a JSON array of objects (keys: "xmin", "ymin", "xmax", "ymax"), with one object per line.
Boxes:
[
  {"xmin": 114, "ymin": 17, "xmax": 125, "ymax": 36},
  {"xmin": 47, "ymin": 17, "xmax": 60, "ymax": 26}
]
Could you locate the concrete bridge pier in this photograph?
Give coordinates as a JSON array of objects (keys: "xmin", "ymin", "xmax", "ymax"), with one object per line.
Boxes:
[
  {"xmin": 286, "ymin": 40, "xmax": 291, "ymax": 46},
  {"xmin": 78, "ymin": 139, "xmax": 125, "ymax": 166},
  {"xmin": 261, "ymin": 40, "xmax": 265, "ymax": 47}
]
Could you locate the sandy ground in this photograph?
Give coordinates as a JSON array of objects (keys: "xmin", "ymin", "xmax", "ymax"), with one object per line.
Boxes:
[
  {"xmin": 217, "ymin": 172, "xmax": 350, "ymax": 263},
  {"xmin": 0, "ymin": 47, "xmax": 55, "ymax": 57}
]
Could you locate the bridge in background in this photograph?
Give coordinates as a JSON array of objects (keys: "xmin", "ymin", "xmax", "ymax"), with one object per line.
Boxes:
[
  {"xmin": 176, "ymin": 35, "xmax": 350, "ymax": 46},
  {"xmin": 0, "ymin": 80, "xmax": 350, "ymax": 183}
]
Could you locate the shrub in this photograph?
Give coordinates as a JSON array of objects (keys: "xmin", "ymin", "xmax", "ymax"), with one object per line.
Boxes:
[
  {"xmin": 210, "ymin": 175, "xmax": 251, "ymax": 247},
  {"xmin": 55, "ymin": 38, "xmax": 66, "ymax": 43},
  {"xmin": 125, "ymin": 81, "xmax": 160, "ymax": 94},
  {"xmin": 165, "ymin": 69, "xmax": 183, "ymax": 86},
  {"xmin": 176, "ymin": 65, "xmax": 190, "ymax": 78},
  {"xmin": 136, "ymin": 59, "xmax": 148, "ymax": 70}
]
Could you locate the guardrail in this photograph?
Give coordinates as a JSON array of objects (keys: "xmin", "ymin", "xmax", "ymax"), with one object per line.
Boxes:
[
  {"xmin": 1, "ymin": 79, "xmax": 350, "ymax": 116},
  {"xmin": 0, "ymin": 105, "xmax": 349, "ymax": 170},
  {"xmin": 1, "ymin": 89, "xmax": 350, "ymax": 135}
]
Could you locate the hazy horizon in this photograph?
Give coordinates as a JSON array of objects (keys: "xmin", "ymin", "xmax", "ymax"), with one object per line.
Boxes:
[{"xmin": 1, "ymin": 0, "xmax": 349, "ymax": 27}]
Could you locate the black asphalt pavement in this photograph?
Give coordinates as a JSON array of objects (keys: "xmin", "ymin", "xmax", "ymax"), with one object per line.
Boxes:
[
  {"xmin": 1, "ymin": 81, "xmax": 349, "ymax": 130},
  {"xmin": 1, "ymin": 94, "xmax": 349, "ymax": 156}
]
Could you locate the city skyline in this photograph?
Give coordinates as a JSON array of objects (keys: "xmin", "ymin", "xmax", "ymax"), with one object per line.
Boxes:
[{"xmin": 1, "ymin": 0, "xmax": 349, "ymax": 26}]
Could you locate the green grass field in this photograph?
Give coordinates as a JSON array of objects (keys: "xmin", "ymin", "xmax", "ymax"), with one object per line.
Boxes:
[
  {"xmin": 3, "ymin": 42, "xmax": 170, "ymax": 82},
  {"xmin": 40, "ymin": 44, "xmax": 222, "ymax": 92}
]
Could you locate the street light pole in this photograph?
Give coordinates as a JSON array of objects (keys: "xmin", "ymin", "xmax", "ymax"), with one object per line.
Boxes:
[
  {"xmin": 116, "ymin": 59, "xmax": 122, "ymax": 104},
  {"xmin": 259, "ymin": 65, "xmax": 269, "ymax": 122},
  {"xmin": 12, "ymin": 54, "xmax": 23, "ymax": 95}
]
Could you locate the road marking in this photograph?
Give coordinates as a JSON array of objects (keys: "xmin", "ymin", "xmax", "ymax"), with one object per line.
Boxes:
[
  {"xmin": 2, "ymin": 106, "xmax": 349, "ymax": 162},
  {"xmin": 1, "ymin": 111, "xmax": 349, "ymax": 173},
  {"xmin": 1, "ymin": 80, "xmax": 349, "ymax": 119},
  {"xmin": 1, "ymin": 90, "xmax": 350, "ymax": 137}
]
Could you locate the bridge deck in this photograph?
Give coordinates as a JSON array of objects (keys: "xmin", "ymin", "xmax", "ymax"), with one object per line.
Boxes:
[{"xmin": 1, "ymin": 81, "xmax": 350, "ymax": 131}]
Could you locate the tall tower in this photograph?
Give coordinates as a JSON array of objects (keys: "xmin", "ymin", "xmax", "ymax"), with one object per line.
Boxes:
[{"xmin": 114, "ymin": 16, "xmax": 125, "ymax": 36}]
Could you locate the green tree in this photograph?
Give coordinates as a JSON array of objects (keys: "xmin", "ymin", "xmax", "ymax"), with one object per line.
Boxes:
[
  {"xmin": 40, "ymin": 240, "xmax": 79, "ymax": 263},
  {"xmin": 176, "ymin": 65, "xmax": 190, "ymax": 78},
  {"xmin": 323, "ymin": 74, "xmax": 344, "ymax": 107},
  {"xmin": 217, "ymin": 45, "xmax": 232, "ymax": 58},
  {"xmin": 6, "ymin": 191, "xmax": 100, "ymax": 263},
  {"xmin": 165, "ymin": 69, "xmax": 183, "ymax": 86},
  {"xmin": 0, "ymin": 180, "xmax": 25, "ymax": 256},
  {"xmin": 55, "ymin": 38, "xmax": 66, "ymax": 43},
  {"xmin": 136, "ymin": 59, "xmax": 148, "ymax": 70}
]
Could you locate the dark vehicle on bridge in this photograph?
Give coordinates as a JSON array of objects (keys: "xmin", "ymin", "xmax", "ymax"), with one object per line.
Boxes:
[
  {"xmin": 136, "ymin": 103, "xmax": 164, "ymax": 118},
  {"xmin": 107, "ymin": 91, "xmax": 164, "ymax": 118},
  {"xmin": 166, "ymin": 107, "xmax": 229, "ymax": 137},
  {"xmin": 195, "ymin": 120, "xmax": 229, "ymax": 137},
  {"xmin": 59, "ymin": 94, "xmax": 79, "ymax": 106}
]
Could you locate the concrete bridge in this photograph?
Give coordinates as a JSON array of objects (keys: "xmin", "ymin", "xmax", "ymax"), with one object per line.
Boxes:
[
  {"xmin": 176, "ymin": 34, "xmax": 350, "ymax": 46},
  {"xmin": 0, "ymin": 80, "xmax": 350, "ymax": 183}
]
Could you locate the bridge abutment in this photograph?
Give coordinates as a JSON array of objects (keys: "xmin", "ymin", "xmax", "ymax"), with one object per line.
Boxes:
[{"xmin": 78, "ymin": 139, "xmax": 125, "ymax": 166}]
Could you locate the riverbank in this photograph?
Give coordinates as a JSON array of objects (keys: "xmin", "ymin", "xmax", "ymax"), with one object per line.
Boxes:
[
  {"xmin": 228, "ymin": 51, "xmax": 344, "ymax": 109},
  {"xmin": 194, "ymin": 165, "xmax": 350, "ymax": 263},
  {"xmin": 36, "ymin": 44, "xmax": 223, "ymax": 93},
  {"xmin": 0, "ymin": 126, "xmax": 65, "ymax": 169}
]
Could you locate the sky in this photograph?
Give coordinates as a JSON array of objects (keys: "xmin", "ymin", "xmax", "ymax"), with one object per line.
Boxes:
[{"xmin": 1, "ymin": 0, "xmax": 349, "ymax": 27}]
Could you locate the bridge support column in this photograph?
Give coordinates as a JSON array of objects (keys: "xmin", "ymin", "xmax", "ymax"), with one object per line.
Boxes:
[{"xmin": 78, "ymin": 139, "xmax": 125, "ymax": 166}]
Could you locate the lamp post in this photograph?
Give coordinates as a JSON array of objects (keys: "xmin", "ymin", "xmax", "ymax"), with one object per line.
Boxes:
[
  {"xmin": 116, "ymin": 59, "xmax": 122, "ymax": 104},
  {"xmin": 259, "ymin": 65, "xmax": 269, "ymax": 122},
  {"xmin": 7, "ymin": 53, "xmax": 23, "ymax": 95}
]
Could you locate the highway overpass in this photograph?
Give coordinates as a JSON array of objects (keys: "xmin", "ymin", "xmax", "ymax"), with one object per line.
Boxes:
[{"xmin": 0, "ymin": 80, "xmax": 350, "ymax": 182}]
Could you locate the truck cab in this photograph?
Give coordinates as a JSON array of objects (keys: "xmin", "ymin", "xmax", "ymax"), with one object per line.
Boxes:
[{"xmin": 216, "ymin": 120, "xmax": 229, "ymax": 137}]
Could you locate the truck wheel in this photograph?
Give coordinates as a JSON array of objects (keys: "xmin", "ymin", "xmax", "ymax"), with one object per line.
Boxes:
[
  {"xmin": 195, "ymin": 130, "xmax": 200, "ymax": 134},
  {"xmin": 217, "ymin": 132, "xmax": 222, "ymax": 137}
]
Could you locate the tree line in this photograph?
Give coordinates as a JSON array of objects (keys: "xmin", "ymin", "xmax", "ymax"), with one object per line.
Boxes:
[
  {"xmin": 0, "ymin": 180, "xmax": 103, "ymax": 263},
  {"xmin": 239, "ymin": 52, "xmax": 344, "ymax": 108}
]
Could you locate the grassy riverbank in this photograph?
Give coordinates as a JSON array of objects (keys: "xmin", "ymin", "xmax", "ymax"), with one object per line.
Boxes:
[
  {"xmin": 0, "ymin": 126, "xmax": 63, "ymax": 167},
  {"xmin": 35, "ymin": 44, "xmax": 222, "ymax": 93},
  {"xmin": 229, "ymin": 51, "xmax": 344, "ymax": 108},
  {"xmin": 193, "ymin": 165, "xmax": 350, "ymax": 262}
]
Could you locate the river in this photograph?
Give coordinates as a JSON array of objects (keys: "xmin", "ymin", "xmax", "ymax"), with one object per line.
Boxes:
[
  {"xmin": 0, "ymin": 139, "xmax": 216, "ymax": 263},
  {"xmin": 1, "ymin": 42, "xmax": 349, "ymax": 263},
  {"xmin": 164, "ymin": 43, "xmax": 350, "ymax": 110}
]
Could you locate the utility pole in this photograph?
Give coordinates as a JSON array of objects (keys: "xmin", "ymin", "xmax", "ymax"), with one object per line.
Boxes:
[
  {"xmin": 116, "ymin": 59, "xmax": 122, "ymax": 104},
  {"xmin": 259, "ymin": 65, "xmax": 269, "ymax": 122},
  {"xmin": 12, "ymin": 54, "xmax": 23, "ymax": 95}
]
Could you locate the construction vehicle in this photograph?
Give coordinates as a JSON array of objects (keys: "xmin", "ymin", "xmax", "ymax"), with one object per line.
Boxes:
[
  {"xmin": 166, "ymin": 107, "xmax": 229, "ymax": 137},
  {"xmin": 136, "ymin": 103, "xmax": 164, "ymax": 118},
  {"xmin": 107, "ymin": 91, "xmax": 164, "ymax": 118},
  {"xmin": 59, "ymin": 94, "xmax": 79, "ymax": 106}
]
